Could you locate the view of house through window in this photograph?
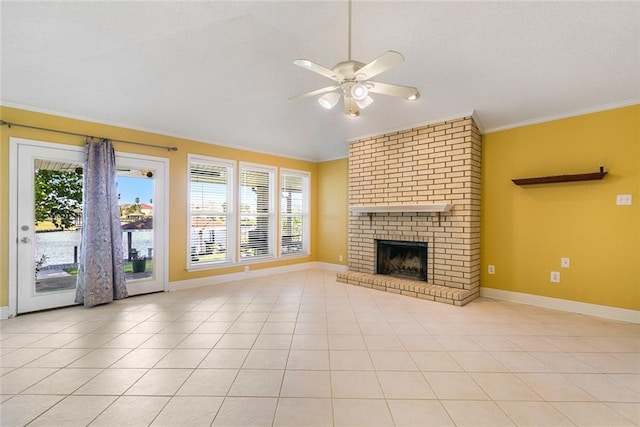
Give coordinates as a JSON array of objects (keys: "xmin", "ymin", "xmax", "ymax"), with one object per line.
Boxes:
[
  {"xmin": 34, "ymin": 163, "xmax": 155, "ymax": 293},
  {"xmin": 188, "ymin": 158, "xmax": 234, "ymax": 267},
  {"xmin": 188, "ymin": 156, "xmax": 309, "ymax": 269},
  {"xmin": 281, "ymin": 170, "xmax": 309, "ymax": 255},
  {"xmin": 240, "ymin": 164, "xmax": 275, "ymax": 259},
  {"xmin": 118, "ymin": 171, "xmax": 155, "ymax": 281}
]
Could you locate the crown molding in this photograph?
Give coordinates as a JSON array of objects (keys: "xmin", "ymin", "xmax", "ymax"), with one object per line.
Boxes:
[{"xmin": 483, "ymin": 99, "xmax": 640, "ymax": 134}]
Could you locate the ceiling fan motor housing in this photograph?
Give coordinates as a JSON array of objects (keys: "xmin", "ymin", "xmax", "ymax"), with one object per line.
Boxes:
[{"xmin": 332, "ymin": 60, "xmax": 365, "ymax": 82}]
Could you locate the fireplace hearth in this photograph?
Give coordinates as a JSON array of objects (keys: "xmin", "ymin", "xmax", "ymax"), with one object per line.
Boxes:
[{"xmin": 377, "ymin": 239, "xmax": 428, "ymax": 282}]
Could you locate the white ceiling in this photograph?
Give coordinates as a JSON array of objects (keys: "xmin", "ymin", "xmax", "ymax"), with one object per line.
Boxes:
[{"xmin": 2, "ymin": 1, "xmax": 639, "ymax": 162}]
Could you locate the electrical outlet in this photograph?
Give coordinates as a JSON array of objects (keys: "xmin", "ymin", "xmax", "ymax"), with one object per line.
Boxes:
[
  {"xmin": 338, "ymin": 254, "xmax": 343, "ymax": 262},
  {"xmin": 616, "ymin": 194, "xmax": 632, "ymax": 205},
  {"xmin": 244, "ymin": 266, "xmax": 250, "ymax": 273},
  {"xmin": 561, "ymin": 257, "xmax": 570, "ymax": 268},
  {"xmin": 550, "ymin": 271, "xmax": 560, "ymax": 283},
  {"xmin": 488, "ymin": 265, "xmax": 495, "ymax": 274}
]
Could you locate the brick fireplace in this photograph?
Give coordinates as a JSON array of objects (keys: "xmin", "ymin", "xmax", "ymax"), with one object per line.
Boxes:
[{"xmin": 337, "ymin": 116, "xmax": 482, "ymax": 306}]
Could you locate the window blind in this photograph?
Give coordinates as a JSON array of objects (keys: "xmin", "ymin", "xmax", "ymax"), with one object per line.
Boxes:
[
  {"xmin": 188, "ymin": 159, "xmax": 234, "ymax": 266},
  {"xmin": 280, "ymin": 171, "xmax": 309, "ymax": 255},
  {"xmin": 239, "ymin": 165, "xmax": 275, "ymax": 259}
]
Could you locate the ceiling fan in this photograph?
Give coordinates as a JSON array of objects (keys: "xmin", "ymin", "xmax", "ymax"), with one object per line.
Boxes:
[{"xmin": 290, "ymin": 0, "xmax": 419, "ymax": 117}]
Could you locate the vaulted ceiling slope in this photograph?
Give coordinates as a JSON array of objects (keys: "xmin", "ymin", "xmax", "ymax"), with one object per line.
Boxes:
[{"xmin": 2, "ymin": 1, "xmax": 638, "ymax": 161}]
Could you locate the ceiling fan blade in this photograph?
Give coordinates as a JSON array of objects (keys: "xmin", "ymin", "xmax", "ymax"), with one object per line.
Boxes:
[
  {"xmin": 355, "ymin": 51, "xmax": 404, "ymax": 80},
  {"xmin": 344, "ymin": 96, "xmax": 360, "ymax": 117},
  {"xmin": 289, "ymin": 85, "xmax": 340, "ymax": 102},
  {"xmin": 294, "ymin": 59, "xmax": 343, "ymax": 82},
  {"xmin": 367, "ymin": 81, "xmax": 420, "ymax": 100}
]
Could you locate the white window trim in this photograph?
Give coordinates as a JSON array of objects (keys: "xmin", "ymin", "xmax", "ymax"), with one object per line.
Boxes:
[
  {"xmin": 238, "ymin": 162, "xmax": 277, "ymax": 263},
  {"xmin": 187, "ymin": 154, "xmax": 236, "ymax": 271},
  {"xmin": 279, "ymin": 168, "xmax": 311, "ymax": 257}
]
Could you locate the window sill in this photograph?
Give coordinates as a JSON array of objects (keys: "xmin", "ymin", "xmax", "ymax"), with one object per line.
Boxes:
[
  {"xmin": 186, "ymin": 253, "xmax": 309, "ymax": 272},
  {"xmin": 185, "ymin": 261, "xmax": 235, "ymax": 272},
  {"xmin": 279, "ymin": 252, "xmax": 310, "ymax": 259}
]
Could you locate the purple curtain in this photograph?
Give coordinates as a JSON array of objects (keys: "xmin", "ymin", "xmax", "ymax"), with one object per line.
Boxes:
[{"xmin": 75, "ymin": 138, "xmax": 127, "ymax": 306}]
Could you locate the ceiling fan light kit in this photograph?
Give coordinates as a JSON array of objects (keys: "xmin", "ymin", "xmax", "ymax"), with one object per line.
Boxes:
[
  {"xmin": 319, "ymin": 92, "xmax": 341, "ymax": 109},
  {"xmin": 351, "ymin": 83, "xmax": 368, "ymax": 101},
  {"xmin": 355, "ymin": 95, "xmax": 374, "ymax": 110},
  {"xmin": 291, "ymin": 0, "xmax": 419, "ymax": 117}
]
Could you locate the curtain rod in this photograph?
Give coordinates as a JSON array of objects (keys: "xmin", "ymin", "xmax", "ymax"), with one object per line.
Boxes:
[{"xmin": 0, "ymin": 120, "xmax": 178, "ymax": 152}]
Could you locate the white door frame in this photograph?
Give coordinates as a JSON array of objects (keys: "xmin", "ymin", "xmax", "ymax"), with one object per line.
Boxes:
[{"xmin": 8, "ymin": 137, "xmax": 170, "ymax": 317}]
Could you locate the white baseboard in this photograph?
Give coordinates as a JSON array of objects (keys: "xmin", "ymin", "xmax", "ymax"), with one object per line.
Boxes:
[
  {"xmin": 314, "ymin": 262, "xmax": 348, "ymax": 272},
  {"xmin": 480, "ymin": 287, "xmax": 640, "ymax": 324},
  {"xmin": 0, "ymin": 306, "xmax": 9, "ymax": 320},
  {"xmin": 169, "ymin": 262, "xmax": 345, "ymax": 292}
]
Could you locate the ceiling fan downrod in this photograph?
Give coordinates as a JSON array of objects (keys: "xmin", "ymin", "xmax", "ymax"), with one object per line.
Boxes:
[{"xmin": 347, "ymin": 0, "xmax": 352, "ymax": 61}]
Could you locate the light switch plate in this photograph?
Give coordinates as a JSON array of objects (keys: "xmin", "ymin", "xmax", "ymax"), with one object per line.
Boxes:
[{"xmin": 561, "ymin": 257, "xmax": 570, "ymax": 268}]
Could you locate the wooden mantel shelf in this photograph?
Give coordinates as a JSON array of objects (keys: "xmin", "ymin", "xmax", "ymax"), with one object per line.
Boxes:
[
  {"xmin": 512, "ymin": 171, "xmax": 608, "ymax": 186},
  {"xmin": 349, "ymin": 204, "xmax": 452, "ymax": 213}
]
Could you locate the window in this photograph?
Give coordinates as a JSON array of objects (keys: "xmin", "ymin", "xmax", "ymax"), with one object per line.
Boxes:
[
  {"xmin": 239, "ymin": 163, "xmax": 276, "ymax": 260},
  {"xmin": 188, "ymin": 156, "xmax": 234, "ymax": 268},
  {"xmin": 280, "ymin": 170, "xmax": 310, "ymax": 256},
  {"xmin": 188, "ymin": 157, "xmax": 309, "ymax": 269}
]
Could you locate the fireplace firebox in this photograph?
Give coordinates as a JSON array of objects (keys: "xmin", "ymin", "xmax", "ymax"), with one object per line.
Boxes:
[{"xmin": 376, "ymin": 239, "xmax": 428, "ymax": 282}]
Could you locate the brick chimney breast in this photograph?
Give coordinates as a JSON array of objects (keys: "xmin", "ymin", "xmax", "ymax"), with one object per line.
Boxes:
[{"xmin": 344, "ymin": 116, "xmax": 482, "ymax": 306}]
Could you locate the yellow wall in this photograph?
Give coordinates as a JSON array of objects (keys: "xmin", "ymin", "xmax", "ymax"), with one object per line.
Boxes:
[
  {"xmin": 3, "ymin": 104, "xmax": 637, "ymax": 312},
  {"xmin": 317, "ymin": 158, "xmax": 348, "ymax": 265},
  {"xmin": 482, "ymin": 105, "xmax": 640, "ymax": 311},
  {"xmin": 0, "ymin": 106, "xmax": 319, "ymax": 306}
]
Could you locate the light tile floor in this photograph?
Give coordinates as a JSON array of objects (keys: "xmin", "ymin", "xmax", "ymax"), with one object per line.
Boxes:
[{"xmin": 1, "ymin": 269, "xmax": 639, "ymax": 426}]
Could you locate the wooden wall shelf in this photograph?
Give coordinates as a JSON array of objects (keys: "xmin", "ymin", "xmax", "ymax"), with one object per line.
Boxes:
[{"xmin": 512, "ymin": 171, "xmax": 607, "ymax": 186}]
